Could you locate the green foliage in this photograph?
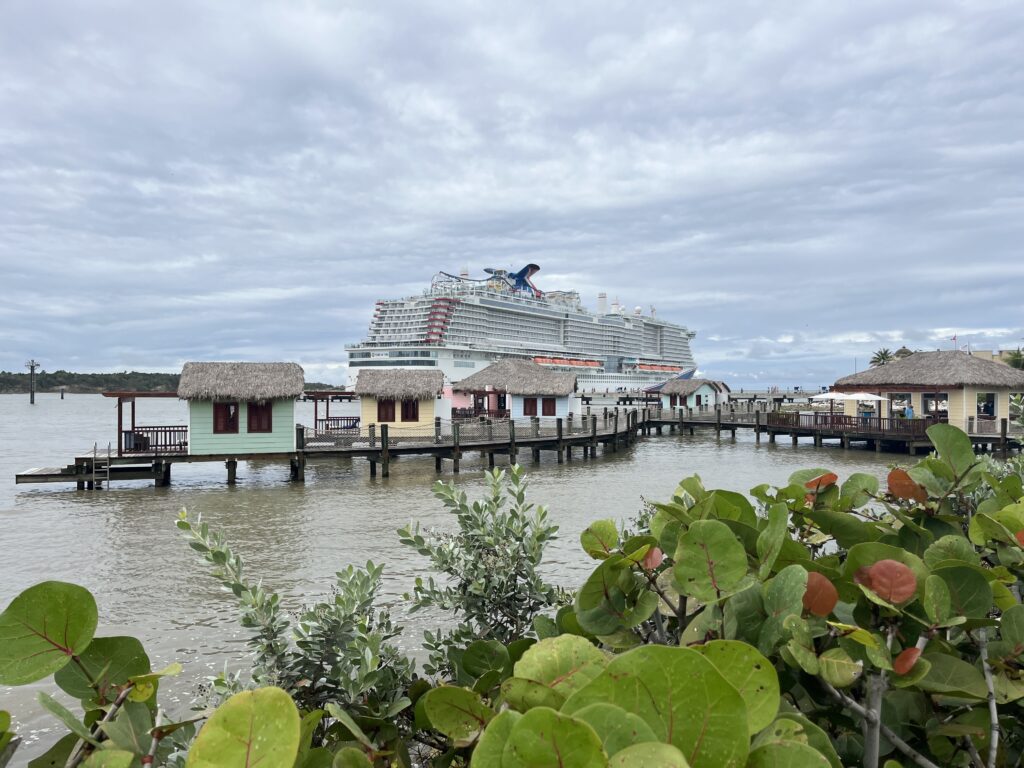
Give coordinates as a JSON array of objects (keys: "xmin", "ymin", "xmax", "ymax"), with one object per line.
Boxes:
[
  {"xmin": 185, "ymin": 688, "xmax": 300, "ymax": 768},
  {"xmin": 177, "ymin": 511, "xmax": 414, "ymax": 724},
  {"xmin": 398, "ymin": 465, "xmax": 560, "ymax": 673}
]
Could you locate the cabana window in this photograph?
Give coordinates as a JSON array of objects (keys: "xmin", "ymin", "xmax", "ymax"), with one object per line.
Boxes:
[
  {"xmin": 523, "ymin": 397, "xmax": 538, "ymax": 416},
  {"xmin": 542, "ymin": 397, "xmax": 556, "ymax": 416},
  {"xmin": 401, "ymin": 399, "xmax": 419, "ymax": 422},
  {"xmin": 377, "ymin": 399, "xmax": 396, "ymax": 422},
  {"xmin": 247, "ymin": 401, "xmax": 273, "ymax": 433},
  {"xmin": 213, "ymin": 402, "xmax": 239, "ymax": 434}
]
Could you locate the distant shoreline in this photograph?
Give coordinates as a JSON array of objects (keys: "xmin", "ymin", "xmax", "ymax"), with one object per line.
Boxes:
[{"xmin": 0, "ymin": 370, "xmax": 338, "ymax": 394}]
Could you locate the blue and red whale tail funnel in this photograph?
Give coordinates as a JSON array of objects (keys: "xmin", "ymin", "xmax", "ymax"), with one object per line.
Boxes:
[{"xmin": 510, "ymin": 264, "xmax": 541, "ymax": 296}]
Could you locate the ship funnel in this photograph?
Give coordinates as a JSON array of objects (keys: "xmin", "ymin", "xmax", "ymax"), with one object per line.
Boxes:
[
  {"xmin": 597, "ymin": 292, "xmax": 607, "ymax": 314},
  {"xmin": 459, "ymin": 265, "xmax": 469, "ymax": 278},
  {"xmin": 634, "ymin": 306, "xmax": 643, "ymax": 316}
]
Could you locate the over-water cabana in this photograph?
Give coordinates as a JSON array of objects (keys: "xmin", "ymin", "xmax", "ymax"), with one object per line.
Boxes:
[
  {"xmin": 648, "ymin": 378, "xmax": 730, "ymax": 411},
  {"xmin": 178, "ymin": 362, "xmax": 305, "ymax": 455},
  {"xmin": 833, "ymin": 351, "xmax": 1024, "ymax": 433},
  {"xmin": 354, "ymin": 369, "xmax": 447, "ymax": 436},
  {"xmin": 453, "ymin": 358, "xmax": 577, "ymax": 420}
]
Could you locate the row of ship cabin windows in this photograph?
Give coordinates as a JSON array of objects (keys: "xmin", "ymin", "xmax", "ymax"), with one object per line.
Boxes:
[{"xmin": 212, "ymin": 402, "xmax": 273, "ymax": 434}]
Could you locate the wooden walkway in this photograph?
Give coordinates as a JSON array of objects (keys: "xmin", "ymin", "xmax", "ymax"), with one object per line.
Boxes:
[{"xmin": 15, "ymin": 407, "xmax": 1022, "ymax": 490}]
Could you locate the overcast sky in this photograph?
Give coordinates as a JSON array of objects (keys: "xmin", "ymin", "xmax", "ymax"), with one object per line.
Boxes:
[{"xmin": 1, "ymin": 0, "xmax": 1021, "ymax": 387}]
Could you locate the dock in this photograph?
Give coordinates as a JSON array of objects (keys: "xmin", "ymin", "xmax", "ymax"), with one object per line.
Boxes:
[{"xmin": 15, "ymin": 405, "xmax": 1022, "ymax": 490}]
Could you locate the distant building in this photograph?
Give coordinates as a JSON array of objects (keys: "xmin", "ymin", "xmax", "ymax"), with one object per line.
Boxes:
[
  {"xmin": 647, "ymin": 378, "xmax": 730, "ymax": 410},
  {"xmin": 177, "ymin": 362, "xmax": 305, "ymax": 455},
  {"xmin": 353, "ymin": 369, "xmax": 447, "ymax": 436},
  {"xmin": 833, "ymin": 351, "xmax": 1024, "ymax": 429},
  {"xmin": 453, "ymin": 358, "xmax": 578, "ymax": 420}
]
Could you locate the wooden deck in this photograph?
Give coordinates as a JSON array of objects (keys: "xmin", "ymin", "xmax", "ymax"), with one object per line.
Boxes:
[{"xmin": 15, "ymin": 406, "xmax": 1022, "ymax": 490}]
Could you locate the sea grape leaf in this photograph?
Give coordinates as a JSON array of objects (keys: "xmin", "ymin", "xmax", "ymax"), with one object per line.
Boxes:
[
  {"xmin": 608, "ymin": 742, "xmax": 690, "ymax": 766},
  {"xmin": 563, "ymin": 645, "xmax": 748, "ymax": 768},
  {"xmin": 501, "ymin": 677, "xmax": 566, "ymax": 712},
  {"xmin": 1000, "ymin": 604, "xmax": 1024, "ymax": 646},
  {"xmin": 758, "ymin": 565, "xmax": 808, "ymax": 656},
  {"xmin": 818, "ymin": 648, "xmax": 863, "ymax": 688},
  {"xmin": 924, "ymin": 575, "xmax": 953, "ymax": 626},
  {"xmin": 185, "ymin": 687, "xmax": 300, "ymax": 768},
  {"xmin": 421, "ymin": 686, "xmax": 494, "ymax": 742},
  {"xmin": 571, "ymin": 702, "xmax": 658, "ymax": 757},
  {"xmin": 501, "ymin": 707, "xmax": 607, "ymax": 768},
  {"xmin": 575, "ymin": 557, "xmax": 629, "ymax": 635},
  {"xmin": 101, "ymin": 701, "xmax": 153, "ymax": 754},
  {"xmin": 331, "ymin": 748, "xmax": 372, "ymax": 768},
  {"xmin": 932, "ymin": 566, "xmax": 993, "ymax": 619},
  {"xmin": 923, "ymin": 536, "xmax": 979, "ymax": 568},
  {"xmin": 54, "ymin": 636, "xmax": 151, "ymax": 703},
  {"xmin": 696, "ymin": 640, "xmax": 779, "ymax": 735},
  {"xmin": 756, "ymin": 504, "xmax": 789, "ymax": 579},
  {"xmin": 26, "ymin": 734, "xmax": 77, "ymax": 768},
  {"xmin": 746, "ymin": 741, "xmax": 832, "ymax": 767},
  {"xmin": 81, "ymin": 751, "xmax": 136, "ymax": 768},
  {"xmin": 513, "ymin": 635, "xmax": 607, "ymax": 700},
  {"xmin": 766, "ymin": 715, "xmax": 843, "ymax": 768},
  {"xmin": 470, "ymin": 710, "xmax": 521, "ymax": 768},
  {"xmin": 916, "ymin": 654, "xmax": 987, "ymax": 699},
  {"xmin": 673, "ymin": 519, "xmax": 752, "ymax": 602},
  {"xmin": 927, "ymin": 423, "xmax": 980, "ymax": 480},
  {"xmin": 462, "ymin": 640, "xmax": 510, "ymax": 679},
  {"xmin": 581, "ymin": 520, "xmax": 620, "ymax": 560},
  {"xmin": 0, "ymin": 581, "xmax": 98, "ymax": 685},
  {"xmin": 840, "ymin": 473, "xmax": 879, "ymax": 509},
  {"xmin": 37, "ymin": 692, "xmax": 98, "ymax": 744}
]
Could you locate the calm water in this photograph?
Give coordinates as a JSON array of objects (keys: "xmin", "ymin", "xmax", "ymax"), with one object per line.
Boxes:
[{"xmin": 0, "ymin": 393, "xmax": 905, "ymax": 759}]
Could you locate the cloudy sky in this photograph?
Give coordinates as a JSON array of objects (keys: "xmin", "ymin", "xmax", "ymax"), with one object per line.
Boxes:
[{"xmin": 1, "ymin": 0, "xmax": 1021, "ymax": 387}]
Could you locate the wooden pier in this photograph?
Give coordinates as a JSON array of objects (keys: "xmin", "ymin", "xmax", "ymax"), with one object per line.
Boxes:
[{"xmin": 15, "ymin": 406, "xmax": 1021, "ymax": 490}]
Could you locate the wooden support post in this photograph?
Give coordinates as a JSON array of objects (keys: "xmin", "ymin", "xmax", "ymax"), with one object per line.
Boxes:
[
  {"xmin": 715, "ymin": 406, "xmax": 721, "ymax": 437},
  {"xmin": 369, "ymin": 459, "xmax": 377, "ymax": 477},
  {"xmin": 591, "ymin": 415, "xmax": 598, "ymax": 457},
  {"xmin": 556, "ymin": 418, "xmax": 564, "ymax": 464},
  {"xmin": 612, "ymin": 411, "xmax": 619, "ymax": 451},
  {"xmin": 509, "ymin": 421, "xmax": 517, "ymax": 465},
  {"xmin": 841, "ymin": 435, "xmax": 849, "ymax": 449},
  {"xmin": 452, "ymin": 423, "xmax": 461, "ymax": 473},
  {"xmin": 369, "ymin": 424, "xmax": 376, "ymax": 448},
  {"xmin": 155, "ymin": 461, "xmax": 172, "ymax": 487},
  {"xmin": 532, "ymin": 417, "xmax": 540, "ymax": 438},
  {"xmin": 566, "ymin": 445, "xmax": 572, "ymax": 461},
  {"xmin": 769, "ymin": 431, "xmax": 775, "ymax": 443},
  {"xmin": 1001, "ymin": 418, "xmax": 1009, "ymax": 460},
  {"xmin": 226, "ymin": 459, "xmax": 237, "ymax": 485},
  {"xmin": 435, "ymin": 454, "xmax": 442, "ymax": 472},
  {"xmin": 532, "ymin": 447, "xmax": 540, "ymax": 462},
  {"xmin": 875, "ymin": 439, "xmax": 882, "ymax": 453},
  {"xmin": 380, "ymin": 424, "xmax": 390, "ymax": 478},
  {"xmin": 791, "ymin": 433, "xmax": 798, "ymax": 446},
  {"xmin": 295, "ymin": 424, "xmax": 305, "ymax": 451},
  {"xmin": 754, "ymin": 410, "xmax": 761, "ymax": 443},
  {"xmin": 435, "ymin": 416, "xmax": 442, "ymax": 443},
  {"xmin": 486, "ymin": 418, "xmax": 493, "ymax": 441}
]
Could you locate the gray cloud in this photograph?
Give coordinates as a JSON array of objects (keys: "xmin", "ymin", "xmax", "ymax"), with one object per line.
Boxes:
[{"xmin": 1, "ymin": 0, "xmax": 1022, "ymax": 386}]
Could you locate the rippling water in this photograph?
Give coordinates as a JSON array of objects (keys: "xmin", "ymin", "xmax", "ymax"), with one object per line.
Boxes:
[{"xmin": 0, "ymin": 393, "xmax": 904, "ymax": 759}]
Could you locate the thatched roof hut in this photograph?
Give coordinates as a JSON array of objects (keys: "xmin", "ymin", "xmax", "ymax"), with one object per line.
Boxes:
[
  {"xmin": 834, "ymin": 351, "xmax": 1024, "ymax": 390},
  {"xmin": 353, "ymin": 369, "xmax": 444, "ymax": 400},
  {"xmin": 653, "ymin": 378, "xmax": 730, "ymax": 396},
  {"xmin": 453, "ymin": 359, "xmax": 577, "ymax": 396},
  {"xmin": 178, "ymin": 362, "xmax": 305, "ymax": 401}
]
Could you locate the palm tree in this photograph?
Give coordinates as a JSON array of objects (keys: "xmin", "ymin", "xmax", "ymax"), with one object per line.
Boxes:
[
  {"xmin": 1006, "ymin": 348, "xmax": 1024, "ymax": 370},
  {"xmin": 870, "ymin": 348, "xmax": 895, "ymax": 367}
]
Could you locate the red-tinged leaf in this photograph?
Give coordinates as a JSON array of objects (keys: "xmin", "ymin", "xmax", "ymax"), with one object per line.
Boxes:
[
  {"xmin": 642, "ymin": 547, "xmax": 664, "ymax": 571},
  {"xmin": 805, "ymin": 472, "xmax": 839, "ymax": 492},
  {"xmin": 887, "ymin": 468, "xmax": 927, "ymax": 504},
  {"xmin": 803, "ymin": 493, "xmax": 816, "ymax": 507},
  {"xmin": 802, "ymin": 572, "xmax": 839, "ymax": 617},
  {"xmin": 853, "ymin": 567, "xmax": 873, "ymax": 587},
  {"xmin": 1015, "ymin": 530, "xmax": 1024, "ymax": 549},
  {"xmin": 867, "ymin": 559, "xmax": 917, "ymax": 604},
  {"xmin": 893, "ymin": 647, "xmax": 921, "ymax": 676}
]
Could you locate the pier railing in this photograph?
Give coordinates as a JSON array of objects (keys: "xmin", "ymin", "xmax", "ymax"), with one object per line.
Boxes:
[
  {"xmin": 315, "ymin": 416, "xmax": 360, "ymax": 431},
  {"xmin": 120, "ymin": 426, "xmax": 189, "ymax": 455},
  {"xmin": 302, "ymin": 414, "xmax": 625, "ymax": 452},
  {"xmin": 766, "ymin": 412, "xmax": 929, "ymax": 437}
]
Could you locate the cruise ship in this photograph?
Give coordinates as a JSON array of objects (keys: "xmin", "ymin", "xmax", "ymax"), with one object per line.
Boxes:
[{"xmin": 345, "ymin": 265, "xmax": 697, "ymax": 390}]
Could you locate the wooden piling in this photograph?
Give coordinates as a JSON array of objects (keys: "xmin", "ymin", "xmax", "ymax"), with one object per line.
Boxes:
[
  {"xmin": 1001, "ymin": 418, "xmax": 1009, "ymax": 460},
  {"xmin": 612, "ymin": 411, "xmax": 619, "ymax": 451},
  {"xmin": 226, "ymin": 459, "xmax": 237, "ymax": 485},
  {"xmin": 556, "ymin": 418, "xmax": 564, "ymax": 464},
  {"xmin": 381, "ymin": 424, "xmax": 390, "ymax": 477},
  {"xmin": 509, "ymin": 421, "xmax": 517, "ymax": 464},
  {"xmin": 754, "ymin": 410, "xmax": 761, "ymax": 443},
  {"xmin": 452, "ymin": 423, "xmax": 461, "ymax": 473}
]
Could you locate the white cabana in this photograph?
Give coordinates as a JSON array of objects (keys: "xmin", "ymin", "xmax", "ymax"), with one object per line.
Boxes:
[
  {"xmin": 811, "ymin": 392, "xmax": 852, "ymax": 401},
  {"xmin": 848, "ymin": 392, "xmax": 889, "ymax": 402}
]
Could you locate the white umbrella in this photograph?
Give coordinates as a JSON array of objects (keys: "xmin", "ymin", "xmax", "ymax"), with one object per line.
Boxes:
[
  {"xmin": 848, "ymin": 392, "xmax": 889, "ymax": 401},
  {"xmin": 810, "ymin": 392, "xmax": 852, "ymax": 401}
]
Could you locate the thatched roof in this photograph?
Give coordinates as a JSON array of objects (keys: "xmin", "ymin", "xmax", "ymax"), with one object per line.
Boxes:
[
  {"xmin": 653, "ymin": 378, "xmax": 728, "ymax": 396},
  {"xmin": 453, "ymin": 358, "xmax": 577, "ymax": 396},
  {"xmin": 834, "ymin": 351, "xmax": 1024, "ymax": 389},
  {"xmin": 353, "ymin": 369, "xmax": 444, "ymax": 399},
  {"xmin": 178, "ymin": 362, "xmax": 305, "ymax": 401}
]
